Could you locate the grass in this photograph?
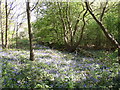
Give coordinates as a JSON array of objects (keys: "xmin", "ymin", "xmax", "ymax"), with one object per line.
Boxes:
[{"xmin": 1, "ymin": 47, "xmax": 120, "ymax": 88}]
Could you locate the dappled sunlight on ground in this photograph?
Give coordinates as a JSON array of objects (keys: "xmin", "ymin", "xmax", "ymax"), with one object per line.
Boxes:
[
  {"xmin": 0, "ymin": 45, "xmax": 119, "ymax": 88},
  {"xmin": 1, "ymin": 46, "xmax": 103, "ymax": 81}
]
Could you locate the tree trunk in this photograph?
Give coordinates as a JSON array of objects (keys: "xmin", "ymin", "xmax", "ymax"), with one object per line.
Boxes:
[
  {"xmin": 118, "ymin": 2, "xmax": 120, "ymax": 64},
  {"xmin": 58, "ymin": 3, "xmax": 87, "ymax": 52},
  {"xmin": 26, "ymin": 0, "xmax": 34, "ymax": 61},
  {"xmin": 16, "ymin": 25, "xmax": 18, "ymax": 48},
  {"xmin": 85, "ymin": 2, "xmax": 120, "ymax": 49},
  {"xmin": 5, "ymin": 0, "xmax": 8, "ymax": 48},
  {"xmin": 0, "ymin": 1, "xmax": 4, "ymax": 49}
]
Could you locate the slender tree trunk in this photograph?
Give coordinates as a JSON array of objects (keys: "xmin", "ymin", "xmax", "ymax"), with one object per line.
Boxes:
[
  {"xmin": 0, "ymin": 1, "xmax": 4, "ymax": 49},
  {"xmin": 16, "ymin": 25, "xmax": 18, "ymax": 48},
  {"xmin": 58, "ymin": 3, "xmax": 68, "ymax": 48},
  {"xmin": 118, "ymin": 2, "xmax": 120, "ymax": 64},
  {"xmin": 5, "ymin": 0, "xmax": 8, "ymax": 48},
  {"xmin": 26, "ymin": 0, "xmax": 34, "ymax": 61},
  {"xmin": 57, "ymin": 3, "xmax": 87, "ymax": 52}
]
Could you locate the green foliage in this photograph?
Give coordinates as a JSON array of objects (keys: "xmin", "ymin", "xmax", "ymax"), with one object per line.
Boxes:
[
  {"xmin": 32, "ymin": 2, "xmax": 119, "ymax": 50},
  {"xmin": 1, "ymin": 47, "xmax": 120, "ymax": 88},
  {"xmin": 104, "ymin": 11, "xmax": 118, "ymax": 40},
  {"xmin": 33, "ymin": 2, "xmax": 86, "ymax": 50},
  {"xmin": 10, "ymin": 38, "xmax": 29, "ymax": 49}
]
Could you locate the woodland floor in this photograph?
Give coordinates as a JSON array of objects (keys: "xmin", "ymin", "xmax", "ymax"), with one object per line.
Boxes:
[{"xmin": 0, "ymin": 45, "xmax": 120, "ymax": 88}]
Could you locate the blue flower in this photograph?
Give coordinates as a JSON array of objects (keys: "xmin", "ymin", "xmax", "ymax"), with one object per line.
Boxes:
[
  {"xmin": 2, "ymin": 63, "xmax": 6, "ymax": 66},
  {"xmin": 16, "ymin": 83, "xmax": 20, "ymax": 86},
  {"xmin": 93, "ymin": 78, "xmax": 99, "ymax": 82},
  {"xmin": 12, "ymin": 71, "xmax": 17, "ymax": 73},
  {"xmin": 11, "ymin": 67, "xmax": 17, "ymax": 71},
  {"xmin": 25, "ymin": 81, "xmax": 28, "ymax": 83},
  {"xmin": 83, "ymin": 84, "xmax": 86, "ymax": 87},
  {"xmin": 78, "ymin": 64, "xmax": 83, "ymax": 67},
  {"xmin": 9, "ymin": 78, "xmax": 12, "ymax": 80},
  {"xmin": 16, "ymin": 72, "xmax": 21, "ymax": 75},
  {"xmin": 3, "ymin": 80, "xmax": 7, "ymax": 85},
  {"xmin": 100, "ymin": 66, "xmax": 107, "ymax": 69},
  {"xmin": 97, "ymin": 76, "xmax": 101, "ymax": 79},
  {"xmin": 89, "ymin": 85, "xmax": 92, "ymax": 87},
  {"xmin": 90, "ymin": 76, "xmax": 99, "ymax": 82}
]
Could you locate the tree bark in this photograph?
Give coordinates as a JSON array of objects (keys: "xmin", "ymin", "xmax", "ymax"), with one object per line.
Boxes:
[
  {"xmin": 16, "ymin": 24, "xmax": 18, "ymax": 48},
  {"xmin": 5, "ymin": 0, "xmax": 8, "ymax": 48},
  {"xmin": 26, "ymin": 0, "xmax": 34, "ymax": 61},
  {"xmin": 57, "ymin": 2, "xmax": 87, "ymax": 52},
  {"xmin": 57, "ymin": 3, "xmax": 68, "ymax": 46},
  {"xmin": 85, "ymin": 2, "xmax": 120, "ymax": 49},
  {"xmin": 118, "ymin": 2, "xmax": 120, "ymax": 64},
  {"xmin": 0, "ymin": 1, "xmax": 4, "ymax": 49}
]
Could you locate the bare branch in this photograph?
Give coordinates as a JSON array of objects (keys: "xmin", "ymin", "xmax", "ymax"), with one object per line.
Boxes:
[
  {"xmin": 31, "ymin": 0, "xmax": 39, "ymax": 11},
  {"xmin": 8, "ymin": 1, "xmax": 14, "ymax": 15},
  {"xmin": 73, "ymin": 5, "xmax": 85, "ymax": 37},
  {"xmin": 100, "ymin": 0, "xmax": 108, "ymax": 21}
]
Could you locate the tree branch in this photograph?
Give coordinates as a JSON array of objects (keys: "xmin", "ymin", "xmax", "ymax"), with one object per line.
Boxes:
[
  {"xmin": 100, "ymin": 1, "xmax": 108, "ymax": 21},
  {"xmin": 30, "ymin": 0, "xmax": 39, "ymax": 11},
  {"xmin": 85, "ymin": 1, "xmax": 120, "ymax": 48}
]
